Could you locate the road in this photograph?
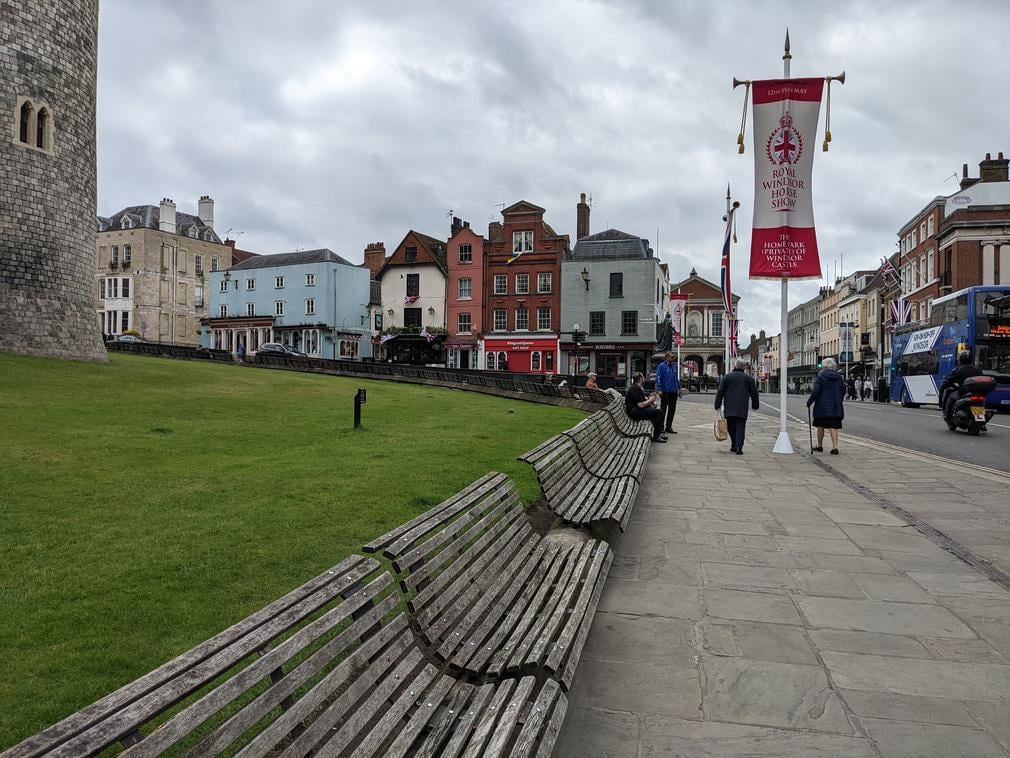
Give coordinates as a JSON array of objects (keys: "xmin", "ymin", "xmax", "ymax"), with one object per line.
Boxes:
[{"xmin": 683, "ymin": 391, "xmax": 1010, "ymax": 473}]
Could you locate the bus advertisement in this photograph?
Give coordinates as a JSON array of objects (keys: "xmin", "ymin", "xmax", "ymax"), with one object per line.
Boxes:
[{"xmin": 890, "ymin": 286, "xmax": 1010, "ymax": 410}]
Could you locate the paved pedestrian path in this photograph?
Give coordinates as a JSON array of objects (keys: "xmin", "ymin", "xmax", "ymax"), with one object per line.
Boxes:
[{"xmin": 556, "ymin": 402, "xmax": 1010, "ymax": 757}]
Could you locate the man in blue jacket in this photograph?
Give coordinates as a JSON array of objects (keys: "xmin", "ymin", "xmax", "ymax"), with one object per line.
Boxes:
[{"xmin": 655, "ymin": 351, "xmax": 683, "ymax": 434}]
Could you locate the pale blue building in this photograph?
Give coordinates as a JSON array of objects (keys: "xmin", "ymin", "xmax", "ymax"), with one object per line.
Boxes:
[{"xmin": 203, "ymin": 249, "xmax": 373, "ymax": 359}]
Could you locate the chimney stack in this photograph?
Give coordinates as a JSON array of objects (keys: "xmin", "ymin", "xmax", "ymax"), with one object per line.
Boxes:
[
  {"xmin": 198, "ymin": 195, "xmax": 215, "ymax": 229},
  {"xmin": 362, "ymin": 242, "xmax": 386, "ymax": 278},
  {"xmin": 979, "ymin": 151, "xmax": 1009, "ymax": 183},
  {"xmin": 451, "ymin": 216, "xmax": 464, "ymax": 237},
  {"xmin": 488, "ymin": 221, "xmax": 503, "ymax": 240},
  {"xmin": 159, "ymin": 198, "xmax": 176, "ymax": 234},
  {"xmin": 576, "ymin": 192, "xmax": 590, "ymax": 240}
]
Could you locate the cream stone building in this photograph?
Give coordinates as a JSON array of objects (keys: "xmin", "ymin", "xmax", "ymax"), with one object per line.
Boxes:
[{"xmin": 96, "ymin": 197, "xmax": 230, "ymax": 345}]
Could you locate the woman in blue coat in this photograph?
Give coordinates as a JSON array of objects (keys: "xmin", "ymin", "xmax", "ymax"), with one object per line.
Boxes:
[{"xmin": 807, "ymin": 357, "xmax": 845, "ymax": 454}]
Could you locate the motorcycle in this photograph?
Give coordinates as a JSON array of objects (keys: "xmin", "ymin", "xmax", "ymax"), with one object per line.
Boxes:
[{"xmin": 942, "ymin": 375, "xmax": 997, "ymax": 435}]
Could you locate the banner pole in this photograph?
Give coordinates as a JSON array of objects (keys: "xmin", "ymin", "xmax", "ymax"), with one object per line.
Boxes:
[
  {"xmin": 773, "ymin": 29, "xmax": 795, "ymax": 454},
  {"xmin": 725, "ymin": 186, "xmax": 731, "ymax": 378}
]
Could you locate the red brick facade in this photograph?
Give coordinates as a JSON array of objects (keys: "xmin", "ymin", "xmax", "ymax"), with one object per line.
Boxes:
[{"xmin": 482, "ymin": 201, "xmax": 569, "ymax": 373}]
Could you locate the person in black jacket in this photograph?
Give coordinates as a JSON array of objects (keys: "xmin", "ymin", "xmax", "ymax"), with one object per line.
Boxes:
[
  {"xmin": 626, "ymin": 372, "xmax": 667, "ymax": 442},
  {"xmin": 807, "ymin": 358, "xmax": 845, "ymax": 454},
  {"xmin": 714, "ymin": 359, "xmax": 760, "ymax": 454},
  {"xmin": 939, "ymin": 350, "xmax": 984, "ymax": 417}
]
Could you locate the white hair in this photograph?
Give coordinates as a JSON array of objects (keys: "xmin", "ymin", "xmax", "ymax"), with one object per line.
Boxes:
[
  {"xmin": 734, "ymin": 358, "xmax": 747, "ymax": 370},
  {"xmin": 822, "ymin": 357, "xmax": 837, "ymax": 370}
]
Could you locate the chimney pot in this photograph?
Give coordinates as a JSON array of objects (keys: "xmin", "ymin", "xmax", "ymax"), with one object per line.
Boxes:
[
  {"xmin": 198, "ymin": 195, "xmax": 215, "ymax": 230},
  {"xmin": 159, "ymin": 198, "xmax": 177, "ymax": 234},
  {"xmin": 986, "ymin": 152, "xmax": 992, "ymax": 160},
  {"xmin": 576, "ymin": 192, "xmax": 590, "ymax": 241},
  {"xmin": 1000, "ymin": 152, "xmax": 1005, "ymax": 161}
]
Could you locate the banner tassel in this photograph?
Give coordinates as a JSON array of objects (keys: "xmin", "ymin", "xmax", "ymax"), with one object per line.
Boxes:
[
  {"xmin": 822, "ymin": 77, "xmax": 833, "ymax": 152},
  {"xmin": 736, "ymin": 80, "xmax": 750, "ymax": 154}
]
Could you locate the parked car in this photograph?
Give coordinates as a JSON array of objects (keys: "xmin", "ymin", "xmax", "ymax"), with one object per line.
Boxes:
[
  {"xmin": 258, "ymin": 342, "xmax": 307, "ymax": 357},
  {"xmin": 106, "ymin": 334, "xmax": 143, "ymax": 344}
]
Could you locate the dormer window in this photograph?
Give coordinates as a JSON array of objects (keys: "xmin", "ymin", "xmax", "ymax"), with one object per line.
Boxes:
[
  {"xmin": 121, "ymin": 216, "xmax": 133, "ymax": 230},
  {"xmin": 188, "ymin": 226, "xmax": 198, "ymax": 238}
]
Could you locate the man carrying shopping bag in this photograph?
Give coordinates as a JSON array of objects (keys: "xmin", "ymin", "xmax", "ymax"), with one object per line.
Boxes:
[{"xmin": 714, "ymin": 359, "xmax": 760, "ymax": 455}]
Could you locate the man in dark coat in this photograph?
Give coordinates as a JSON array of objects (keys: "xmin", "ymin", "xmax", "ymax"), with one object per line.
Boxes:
[{"xmin": 714, "ymin": 359, "xmax": 760, "ymax": 454}]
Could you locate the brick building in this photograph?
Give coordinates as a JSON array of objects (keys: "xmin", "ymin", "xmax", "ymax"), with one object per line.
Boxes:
[
  {"xmin": 444, "ymin": 217, "xmax": 485, "ymax": 369},
  {"xmin": 897, "ymin": 196, "xmax": 945, "ymax": 325},
  {"xmin": 96, "ymin": 197, "xmax": 228, "ymax": 345},
  {"xmin": 936, "ymin": 153, "xmax": 1010, "ymax": 293},
  {"xmin": 482, "ymin": 201, "xmax": 569, "ymax": 373},
  {"xmin": 1, "ymin": 0, "xmax": 106, "ymax": 360}
]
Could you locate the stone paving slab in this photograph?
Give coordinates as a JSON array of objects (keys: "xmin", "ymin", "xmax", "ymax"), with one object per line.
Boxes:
[{"xmin": 556, "ymin": 401, "xmax": 1010, "ymax": 757}]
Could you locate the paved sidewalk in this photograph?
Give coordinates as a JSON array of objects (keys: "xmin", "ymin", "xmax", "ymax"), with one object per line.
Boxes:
[{"xmin": 556, "ymin": 403, "xmax": 1010, "ymax": 757}]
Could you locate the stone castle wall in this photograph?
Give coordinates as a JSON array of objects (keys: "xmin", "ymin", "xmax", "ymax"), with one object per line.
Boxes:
[{"xmin": 0, "ymin": 0, "xmax": 106, "ymax": 361}]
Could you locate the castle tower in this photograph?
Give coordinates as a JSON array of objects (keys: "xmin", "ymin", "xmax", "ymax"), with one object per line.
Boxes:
[{"xmin": 0, "ymin": 0, "xmax": 106, "ymax": 361}]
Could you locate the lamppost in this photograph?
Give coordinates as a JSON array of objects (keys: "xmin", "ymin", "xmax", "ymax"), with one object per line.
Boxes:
[{"xmin": 571, "ymin": 322, "xmax": 585, "ymax": 374}]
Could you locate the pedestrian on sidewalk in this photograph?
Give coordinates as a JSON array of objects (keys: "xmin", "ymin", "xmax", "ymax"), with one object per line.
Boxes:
[
  {"xmin": 626, "ymin": 372, "xmax": 667, "ymax": 442},
  {"xmin": 585, "ymin": 372, "xmax": 599, "ymax": 390},
  {"xmin": 808, "ymin": 357, "xmax": 845, "ymax": 454},
  {"xmin": 714, "ymin": 358, "xmax": 759, "ymax": 455},
  {"xmin": 846, "ymin": 375, "xmax": 856, "ymax": 400},
  {"xmin": 655, "ymin": 351, "xmax": 682, "ymax": 435}
]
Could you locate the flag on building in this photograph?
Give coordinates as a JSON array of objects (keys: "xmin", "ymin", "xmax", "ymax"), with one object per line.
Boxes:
[
  {"xmin": 721, "ymin": 207, "xmax": 736, "ymax": 317},
  {"xmin": 404, "ymin": 295, "xmax": 419, "ymax": 305},
  {"xmin": 890, "ymin": 298, "xmax": 911, "ymax": 327},
  {"xmin": 747, "ymin": 78, "xmax": 825, "ymax": 279},
  {"xmin": 420, "ymin": 326, "xmax": 436, "ymax": 343},
  {"xmin": 879, "ymin": 257, "xmax": 899, "ymax": 288},
  {"xmin": 728, "ymin": 319, "xmax": 738, "ymax": 358}
]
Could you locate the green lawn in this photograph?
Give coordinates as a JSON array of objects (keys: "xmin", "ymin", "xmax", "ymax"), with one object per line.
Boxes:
[{"xmin": 0, "ymin": 352, "xmax": 584, "ymax": 749}]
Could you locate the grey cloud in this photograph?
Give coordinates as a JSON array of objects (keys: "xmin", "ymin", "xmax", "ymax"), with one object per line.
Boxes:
[{"xmin": 96, "ymin": 0, "xmax": 1009, "ymax": 336}]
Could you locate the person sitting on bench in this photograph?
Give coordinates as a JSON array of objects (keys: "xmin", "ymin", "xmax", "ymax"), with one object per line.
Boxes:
[{"xmin": 625, "ymin": 372, "xmax": 666, "ymax": 442}]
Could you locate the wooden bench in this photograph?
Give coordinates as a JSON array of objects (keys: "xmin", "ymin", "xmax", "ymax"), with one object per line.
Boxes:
[
  {"xmin": 603, "ymin": 396, "xmax": 653, "ymax": 438},
  {"xmin": 519, "ymin": 436, "xmax": 639, "ymax": 531},
  {"xmin": 563, "ymin": 412, "xmax": 651, "ymax": 482},
  {"xmin": 364, "ymin": 472, "xmax": 611, "ymax": 692},
  {"xmin": 7, "ymin": 554, "xmax": 566, "ymax": 757}
]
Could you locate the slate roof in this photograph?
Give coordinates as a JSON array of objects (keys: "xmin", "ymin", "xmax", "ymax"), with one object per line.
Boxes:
[
  {"xmin": 230, "ymin": 248, "xmax": 356, "ymax": 271},
  {"xmin": 570, "ymin": 228, "xmax": 653, "ymax": 260},
  {"xmin": 97, "ymin": 204, "xmax": 223, "ymax": 244}
]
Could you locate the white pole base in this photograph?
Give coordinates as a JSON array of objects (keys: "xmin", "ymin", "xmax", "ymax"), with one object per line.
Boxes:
[{"xmin": 772, "ymin": 431, "xmax": 795, "ymax": 455}]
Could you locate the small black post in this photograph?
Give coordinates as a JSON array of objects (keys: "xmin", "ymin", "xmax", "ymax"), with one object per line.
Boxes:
[{"xmin": 354, "ymin": 388, "xmax": 366, "ymax": 428}]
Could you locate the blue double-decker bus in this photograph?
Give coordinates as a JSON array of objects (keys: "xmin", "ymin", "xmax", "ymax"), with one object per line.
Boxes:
[{"xmin": 890, "ymin": 285, "xmax": 1010, "ymax": 410}]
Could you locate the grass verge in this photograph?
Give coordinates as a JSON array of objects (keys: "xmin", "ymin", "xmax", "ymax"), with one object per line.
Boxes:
[{"xmin": 0, "ymin": 352, "xmax": 584, "ymax": 748}]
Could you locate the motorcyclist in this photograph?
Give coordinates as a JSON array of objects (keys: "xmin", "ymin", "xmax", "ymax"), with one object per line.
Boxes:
[{"xmin": 939, "ymin": 350, "xmax": 983, "ymax": 417}]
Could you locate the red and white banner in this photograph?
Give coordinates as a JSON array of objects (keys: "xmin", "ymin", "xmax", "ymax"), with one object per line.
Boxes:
[
  {"xmin": 749, "ymin": 78, "xmax": 824, "ymax": 280},
  {"xmin": 670, "ymin": 293, "xmax": 688, "ymax": 334}
]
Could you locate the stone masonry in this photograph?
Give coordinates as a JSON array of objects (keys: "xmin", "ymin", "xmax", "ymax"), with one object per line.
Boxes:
[{"xmin": 0, "ymin": 0, "xmax": 107, "ymax": 361}]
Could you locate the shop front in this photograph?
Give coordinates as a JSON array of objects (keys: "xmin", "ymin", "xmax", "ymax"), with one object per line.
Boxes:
[
  {"xmin": 482, "ymin": 335, "xmax": 559, "ymax": 374},
  {"xmin": 445, "ymin": 340, "xmax": 480, "ymax": 370},
  {"xmin": 560, "ymin": 342, "xmax": 653, "ymax": 383}
]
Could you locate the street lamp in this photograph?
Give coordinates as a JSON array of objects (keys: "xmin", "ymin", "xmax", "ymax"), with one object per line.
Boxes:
[{"xmin": 580, "ymin": 267, "xmax": 591, "ymax": 291}]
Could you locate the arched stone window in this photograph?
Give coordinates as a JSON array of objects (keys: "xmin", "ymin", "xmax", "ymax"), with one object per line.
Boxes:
[
  {"xmin": 19, "ymin": 101, "xmax": 32, "ymax": 143},
  {"xmin": 36, "ymin": 107, "xmax": 48, "ymax": 149}
]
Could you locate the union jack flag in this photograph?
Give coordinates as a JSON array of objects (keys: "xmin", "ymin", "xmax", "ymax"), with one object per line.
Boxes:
[
  {"xmin": 721, "ymin": 207, "xmax": 736, "ymax": 318},
  {"xmin": 879, "ymin": 257, "xmax": 899, "ymax": 288},
  {"xmin": 890, "ymin": 297, "xmax": 911, "ymax": 327},
  {"xmin": 728, "ymin": 319, "xmax": 738, "ymax": 358}
]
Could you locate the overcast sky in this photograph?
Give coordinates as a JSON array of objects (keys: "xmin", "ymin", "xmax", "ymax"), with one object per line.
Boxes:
[{"xmin": 95, "ymin": 0, "xmax": 1010, "ymax": 338}]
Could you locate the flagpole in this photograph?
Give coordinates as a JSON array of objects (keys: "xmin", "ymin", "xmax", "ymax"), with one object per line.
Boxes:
[
  {"xmin": 772, "ymin": 30, "xmax": 795, "ymax": 454},
  {"xmin": 725, "ymin": 185, "xmax": 731, "ymax": 378}
]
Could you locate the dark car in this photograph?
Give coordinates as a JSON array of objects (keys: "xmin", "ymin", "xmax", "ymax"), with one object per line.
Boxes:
[{"xmin": 258, "ymin": 342, "xmax": 307, "ymax": 357}]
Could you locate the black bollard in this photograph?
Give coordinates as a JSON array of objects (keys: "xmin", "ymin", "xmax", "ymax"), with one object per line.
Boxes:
[{"xmin": 354, "ymin": 388, "xmax": 367, "ymax": 428}]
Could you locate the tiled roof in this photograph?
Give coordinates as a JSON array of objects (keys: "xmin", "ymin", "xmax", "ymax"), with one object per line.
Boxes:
[
  {"xmin": 571, "ymin": 228, "xmax": 653, "ymax": 260},
  {"xmin": 230, "ymin": 248, "xmax": 356, "ymax": 270},
  {"xmin": 97, "ymin": 204, "xmax": 223, "ymax": 244}
]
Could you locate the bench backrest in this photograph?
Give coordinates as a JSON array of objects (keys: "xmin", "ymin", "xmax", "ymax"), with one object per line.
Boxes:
[
  {"xmin": 6, "ymin": 555, "xmax": 402, "ymax": 757},
  {"xmin": 518, "ymin": 436, "xmax": 586, "ymax": 503}
]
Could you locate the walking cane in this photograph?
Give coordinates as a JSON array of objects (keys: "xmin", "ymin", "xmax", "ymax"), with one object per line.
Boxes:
[{"xmin": 807, "ymin": 405, "xmax": 814, "ymax": 454}]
